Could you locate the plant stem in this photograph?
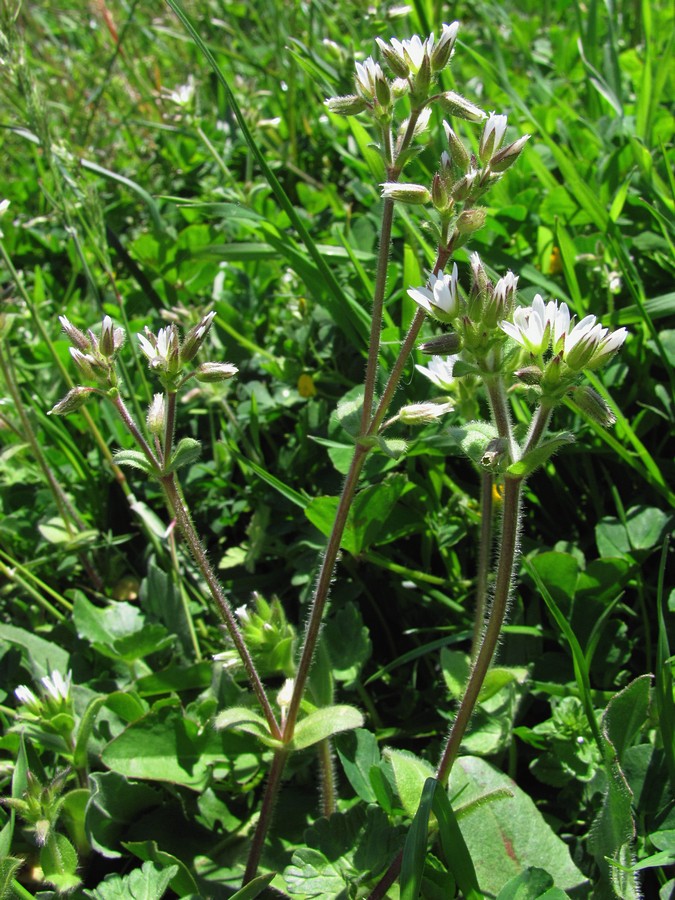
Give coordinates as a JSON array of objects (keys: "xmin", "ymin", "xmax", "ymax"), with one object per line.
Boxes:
[
  {"xmin": 471, "ymin": 470, "xmax": 494, "ymax": 661},
  {"xmin": 243, "ymin": 748, "xmax": 288, "ymax": 883},
  {"xmin": 318, "ymin": 737, "xmax": 337, "ymax": 816},
  {"xmin": 160, "ymin": 473, "xmax": 280, "ymax": 739},
  {"xmin": 435, "ymin": 474, "xmax": 523, "ymax": 785},
  {"xmin": 360, "ymin": 196, "xmax": 395, "ymax": 434}
]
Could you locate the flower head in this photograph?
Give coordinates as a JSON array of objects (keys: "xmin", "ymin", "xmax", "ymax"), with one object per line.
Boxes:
[
  {"xmin": 408, "ymin": 265, "xmax": 460, "ymax": 324},
  {"xmin": 399, "ymin": 399, "xmax": 454, "ymax": 424},
  {"xmin": 354, "ymin": 57, "xmax": 385, "ymax": 100},
  {"xmin": 42, "ymin": 670, "xmax": 72, "ymax": 704},
  {"xmin": 138, "ymin": 325, "xmax": 180, "ymax": 373},
  {"xmin": 499, "ymin": 294, "xmax": 557, "ymax": 355},
  {"xmin": 415, "ymin": 355, "xmax": 459, "ymax": 391}
]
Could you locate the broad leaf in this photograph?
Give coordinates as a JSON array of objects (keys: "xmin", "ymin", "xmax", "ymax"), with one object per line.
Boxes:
[{"xmin": 290, "ymin": 704, "xmax": 364, "ymax": 751}]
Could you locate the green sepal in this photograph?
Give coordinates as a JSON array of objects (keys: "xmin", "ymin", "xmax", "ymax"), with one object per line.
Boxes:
[
  {"xmin": 507, "ymin": 433, "xmax": 574, "ymax": 478},
  {"xmin": 166, "ymin": 437, "xmax": 202, "ymax": 473},
  {"xmin": 113, "ymin": 449, "xmax": 158, "ymax": 476},
  {"xmin": 214, "ymin": 707, "xmax": 283, "ymax": 749},
  {"xmin": 289, "ymin": 704, "xmax": 364, "ymax": 751}
]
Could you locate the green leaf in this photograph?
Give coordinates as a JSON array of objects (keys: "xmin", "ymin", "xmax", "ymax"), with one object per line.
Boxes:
[
  {"xmin": 40, "ymin": 832, "xmax": 81, "ymax": 892},
  {"xmin": 228, "ymin": 873, "xmax": 276, "ymax": 899},
  {"xmin": 0, "ymin": 858, "xmax": 23, "ymax": 899},
  {"xmin": 447, "ymin": 421, "xmax": 498, "ymax": 465},
  {"xmin": 290, "ymin": 704, "xmax": 364, "ymax": 751},
  {"xmin": 506, "ymin": 433, "xmax": 575, "ymax": 478},
  {"xmin": 166, "ymin": 437, "xmax": 202, "ymax": 473},
  {"xmin": 324, "ymin": 604, "xmax": 372, "ymax": 686},
  {"xmin": 214, "ymin": 706, "xmax": 280, "ymax": 748},
  {"xmin": 305, "ymin": 475, "xmax": 409, "ymax": 555},
  {"xmin": 595, "ymin": 505, "xmax": 672, "ymax": 557},
  {"xmin": 450, "ymin": 757, "xmax": 587, "ymax": 894},
  {"xmin": 385, "ymin": 748, "xmax": 435, "ymax": 818},
  {"xmin": 375, "ymin": 435, "xmax": 408, "ymax": 459},
  {"xmin": 73, "ymin": 593, "xmax": 173, "ymax": 663},
  {"xmin": 588, "ymin": 676, "xmax": 651, "ymax": 896},
  {"xmin": 0, "ymin": 623, "xmax": 69, "ymax": 679},
  {"xmin": 83, "ymin": 860, "xmax": 177, "ymax": 900},
  {"xmin": 335, "ymin": 728, "xmax": 380, "ymax": 804},
  {"xmin": 124, "ymin": 839, "xmax": 199, "ymax": 898},
  {"xmin": 495, "ymin": 867, "xmax": 568, "ymax": 899},
  {"xmin": 38, "ymin": 516, "xmax": 98, "ymax": 549},
  {"xmin": 113, "ymin": 449, "xmax": 158, "ymax": 475},
  {"xmin": 86, "ymin": 772, "xmax": 163, "ymax": 858},
  {"xmin": 284, "ymin": 847, "xmax": 345, "ymax": 896},
  {"xmin": 101, "ymin": 704, "xmax": 247, "ymax": 789}
]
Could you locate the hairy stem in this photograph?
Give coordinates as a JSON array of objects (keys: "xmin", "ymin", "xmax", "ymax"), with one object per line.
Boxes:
[
  {"xmin": 436, "ymin": 473, "xmax": 523, "ymax": 784},
  {"xmin": 243, "ymin": 748, "xmax": 288, "ymax": 883},
  {"xmin": 161, "ymin": 474, "xmax": 280, "ymax": 739},
  {"xmin": 471, "ymin": 470, "xmax": 494, "ymax": 661}
]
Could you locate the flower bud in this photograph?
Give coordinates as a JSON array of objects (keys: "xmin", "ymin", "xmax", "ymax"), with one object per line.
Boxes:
[
  {"xmin": 489, "ymin": 134, "xmax": 530, "ymax": 173},
  {"xmin": 515, "ymin": 365, "xmax": 543, "ymax": 385},
  {"xmin": 479, "ymin": 113, "xmax": 508, "ymax": 165},
  {"xmin": 439, "ymin": 91, "xmax": 486, "ymax": 122},
  {"xmin": 443, "ymin": 122, "xmax": 471, "ymax": 174},
  {"xmin": 59, "ymin": 316, "xmax": 91, "ymax": 352},
  {"xmin": 571, "ymin": 385, "xmax": 617, "ymax": 427},
  {"xmin": 325, "ymin": 94, "xmax": 368, "ymax": 116},
  {"xmin": 419, "ymin": 332, "xmax": 462, "ymax": 355},
  {"xmin": 399, "ymin": 400, "xmax": 454, "ymax": 425},
  {"xmin": 48, "ymin": 386, "xmax": 96, "ymax": 416},
  {"xmin": 146, "ymin": 393, "xmax": 166, "ymax": 436},
  {"xmin": 431, "ymin": 173, "xmax": 451, "ymax": 213},
  {"xmin": 456, "ymin": 208, "xmax": 486, "ymax": 235},
  {"xmin": 375, "ymin": 72, "xmax": 391, "ymax": 107},
  {"xmin": 193, "ymin": 361, "xmax": 239, "ymax": 382},
  {"xmin": 375, "ymin": 38, "xmax": 410, "ymax": 78},
  {"xmin": 180, "ymin": 311, "xmax": 216, "ymax": 364},
  {"xmin": 99, "ymin": 315, "xmax": 124, "ymax": 358},
  {"xmin": 450, "ymin": 169, "xmax": 479, "ymax": 202},
  {"xmin": 380, "ymin": 182, "xmax": 431, "ymax": 204},
  {"xmin": 430, "ymin": 22, "xmax": 459, "ymax": 72},
  {"xmin": 410, "ymin": 51, "xmax": 431, "ymax": 102}
]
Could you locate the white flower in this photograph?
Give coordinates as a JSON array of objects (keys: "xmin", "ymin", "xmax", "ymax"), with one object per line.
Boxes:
[
  {"xmin": 415, "ymin": 355, "xmax": 458, "ymax": 391},
  {"xmin": 407, "ymin": 265, "xmax": 460, "ymax": 324},
  {"xmin": 380, "ymin": 182, "xmax": 431, "ymax": 203},
  {"xmin": 0, "ymin": 198, "xmax": 9, "ymax": 238},
  {"xmin": 499, "ymin": 294, "xmax": 557, "ymax": 355},
  {"xmin": 354, "ymin": 57, "xmax": 384, "ymax": 99},
  {"xmin": 147, "ymin": 393, "xmax": 166, "ymax": 436},
  {"xmin": 41, "ymin": 670, "xmax": 72, "ymax": 703},
  {"xmin": 479, "ymin": 113, "xmax": 508, "ymax": 163},
  {"xmin": 15, "ymin": 684, "xmax": 41, "ymax": 711},
  {"xmin": 138, "ymin": 325, "xmax": 179, "ymax": 369},
  {"xmin": 162, "ymin": 75, "xmax": 195, "ymax": 107}
]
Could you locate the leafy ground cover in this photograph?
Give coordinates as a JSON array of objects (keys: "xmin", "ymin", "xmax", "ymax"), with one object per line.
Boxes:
[{"xmin": 0, "ymin": 0, "xmax": 674, "ymax": 898}]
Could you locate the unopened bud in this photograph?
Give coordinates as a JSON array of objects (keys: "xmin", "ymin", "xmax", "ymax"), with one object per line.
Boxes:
[
  {"xmin": 375, "ymin": 39, "xmax": 410, "ymax": 78},
  {"xmin": 399, "ymin": 400, "xmax": 454, "ymax": 425},
  {"xmin": 439, "ymin": 92, "xmax": 486, "ymax": 122},
  {"xmin": 451, "ymin": 169, "xmax": 478, "ymax": 202},
  {"xmin": 514, "ymin": 365, "xmax": 543, "ymax": 385},
  {"xmin": 571, "ymin": 385, "xmax": 617, "ymax": 427},
  {"xmin": 48, "ymin": 386, "xmax": 95, "ymax": 416},
  {"xmin": 375, "ymin": 73, "xmax": 391, "ymax": 107},
  {"xmin": 181, "ymin": 311, "xmax": 216, "ymax": 364},
  {"xmin": 380, "ymin": 182, "xmax": 431, "ymax": 204},
  {"xmin": 325, "ymin": 94, "xmax": 369, "ymax": 116},
  {"xmin": 489, "ymin": 135, "xmax": 530, "ymax": 173},
  {"xmin": 430, "ymin": 22, "xmax": 459, "ymax": 72},
  {"xmin": 456, "ymin": 208, "xmax": 486, "ymax": 235},
  {"xmin": 146, "ymin": 393, "xmax": 166, "ymax": 435},
  {"xmin": 411, "ymin": 52, "xmax": 431, "ymax": 102},
  {"xmin": 59, "ymin": 316, "xmax": 91, "ymax": 352},
  {"xmin": 194, "ymin": 362, "xmax": 239, "ymax": 383},
  {"xmin": 99, "ymin": 315, "xmax": 124, "ymax": 358},
  {"xmin": 431, "ymin": 173, "xmax": 451, "ymax": 213},
  {"xmin": 419, "ymin": 333, "xmax": 462, "ymax": 355},
  {"xmin": 443, "ymin": 122, "xmax": 471, "ymax": 174}
]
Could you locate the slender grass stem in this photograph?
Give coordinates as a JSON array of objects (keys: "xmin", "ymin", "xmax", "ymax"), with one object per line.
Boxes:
[{"xmin": 242, "ymin": 748, "xmax": 288, "ymax": 883}]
